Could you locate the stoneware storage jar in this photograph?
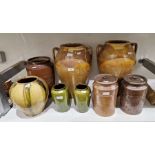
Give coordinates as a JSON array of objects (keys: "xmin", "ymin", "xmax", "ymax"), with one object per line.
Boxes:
[
  {"xmin": 120, "ymin": 74, "xmax": 148, "ymax": 115},
  {"xmin": 96, "ymin": 40, "xmax": 137, "ymax": 79},
  {"xmin": 93, "ymin": 74, "xmax": 118, "ymax": 117},
  {"xmin": 26, "ymin": 56, "xmax": 55, "ymax": 91},
  {"xmin": 51, "ymin": 83, "xmax": 70, "ymax": 112},
  {"xmin": 74, "ymin": 84, "xmax": 91, "ymax": 113},
  {"xmin": 9, "ymin": 76, "xmax": 48, "ymax": 116},
  {"xmin": 53, "ymin": 43, "xmax": 92, "ymax": 97}
]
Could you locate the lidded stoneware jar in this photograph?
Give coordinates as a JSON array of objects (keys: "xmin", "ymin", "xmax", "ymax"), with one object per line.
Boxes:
[
  {"xmin": 93, "ymin": 74, "xmax": 118, "ymax": 117},
  {"xmin": 120, "ymin": 74, "xmax": 148, "ymax": 115}
]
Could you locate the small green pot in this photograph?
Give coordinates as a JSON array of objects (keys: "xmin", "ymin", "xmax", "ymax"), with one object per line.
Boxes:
[
  {"xmin": 51, "ymin": 84, "xmax": 70, "ymax": 112},
  {"xmin": 74, "ymin": 84, "xmax": 91, "ymax": 113}
]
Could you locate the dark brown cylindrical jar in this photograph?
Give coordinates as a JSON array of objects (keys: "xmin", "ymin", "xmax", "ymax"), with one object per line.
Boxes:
[
  {"xmin": 120, "ymin": 74, "xmax": 148, "ymax": 115},
  {"xmin": 93, "ymin": 74, "xmax": 118, "ymax": 117},
  {"xmin": 26, "ymin": 56, "xmax": 55, "ymax": 91}
]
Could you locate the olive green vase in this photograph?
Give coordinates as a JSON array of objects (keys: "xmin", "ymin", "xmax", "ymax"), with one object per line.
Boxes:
[
  {"xmin": 51, "ymin": 84, "xmax": 70, "ymax": 112},
  {"xmin": 74, "ymin": 84, "xmax": 91, "ymax": 113}
]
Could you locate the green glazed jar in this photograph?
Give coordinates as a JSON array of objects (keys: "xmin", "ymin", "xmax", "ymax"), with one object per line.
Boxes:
[
  {"xmin": 74, "ymin": 84, "xmax": 91, "ymax": 113},
  {"xmin": 51, "ymin": 84, "xmax": 70, "ymax": 112}
]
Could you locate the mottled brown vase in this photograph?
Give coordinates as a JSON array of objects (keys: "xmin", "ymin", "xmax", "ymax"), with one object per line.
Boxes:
[
  {"xmin": 26, "ymin": 56, "xmax": 55, "ymax": 92},
  {"xmin": 97, "ymin": 40, "xmax": 137, "ymax": 79},
  {"xmin": 53, "ymin": 43, "xmax": 92, "ymax": 97}
]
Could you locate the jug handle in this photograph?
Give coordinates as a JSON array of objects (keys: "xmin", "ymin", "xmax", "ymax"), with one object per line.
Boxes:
[
  {"xmin": 131, "ymin": 43, "xmax": 138, "ymax": 53},
  {"xmin": 53, "ymin": 47, "xmax": 60, "ymax": 62},
  {"xmin": 96, "ymin": 44, "xmax": 104, "ymax": 56}
]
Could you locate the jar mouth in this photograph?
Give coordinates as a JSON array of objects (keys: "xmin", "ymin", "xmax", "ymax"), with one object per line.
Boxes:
[
  {"xmin": 94, "ymin": 74, "xmax": 118, "ymax": 85},
  {"xmin": 18, "ymin": 77, "xmax": 37, "ymax": 83},
  {"xmin": 54, "ymin": 84, "xmax": 66, "ymax": 90},
  {"xmin": 76, "ymin": 84, "xmax": 87, "ymax": 90},
  {"xmin": 27, "ymin": 56, "xmax": 51, "ymax": 65},
  {"xmin": 106, "ymin": 40, "xmax": 129, "ymax": 44},
  {"xmin": 61, "ymin": 43, "xmax": 84, "ymax": 48}
]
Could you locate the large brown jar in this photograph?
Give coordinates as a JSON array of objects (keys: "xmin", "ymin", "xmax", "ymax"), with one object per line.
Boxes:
[
  {"xmin": 96, "ymin": 40, "xmax": 137, "ymax": 79},
  {"xmin": 53, "ymin": 43, "xmax": 92, "ymax": 97},
  {"xmin": 93, "ymin": 74, "xmax": 118, "ymax": 117},
  {"xmin": 26, "ymin": 56, "xmax": 55, "ymax": 91},
  {"xmin": 120, "ymin": 74, "xmax": 148, "ymax": 115}
]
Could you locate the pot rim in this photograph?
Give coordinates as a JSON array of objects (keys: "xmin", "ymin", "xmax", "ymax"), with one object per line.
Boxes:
[
  {"xmin": 17, "ymin": 76, "xmax": 38, "ymax": 84},
  {"xmin": 27, "ymin": 56, "xmax": 53, "ymax": 65},
  {"xmin": 75, "ymin": 84, "xmax": 89, "ymax": 90},
  {"xmin": 106, "ymin": 40, "xmax": 130, "ymax": 44},
  {"xmin": 53, "ymin": 83, "xmax": 66, "ymax": 90}
]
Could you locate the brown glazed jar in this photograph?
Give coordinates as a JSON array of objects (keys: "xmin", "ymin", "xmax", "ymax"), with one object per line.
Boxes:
[
  {"xmin": 26, "ymin": 56, "xmax": 55, "ymax": 91},
  {"xmin": 93, "ymin": 74, "xmax": 118, "ymax": 117},
  {"xmin": 53, "ymin": 43, "xmax": 92, "ymax": 97},
  {"xmin": 96, "ymin": 40, "xmax": 137, "ymax": 79},
  {"xmin": 120, "ymin": 74, "xmax": 148, "ymax": 115}
]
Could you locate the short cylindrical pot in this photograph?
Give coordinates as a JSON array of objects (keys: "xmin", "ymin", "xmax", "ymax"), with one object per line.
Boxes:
[
  {"xmin": 9, "ymin": 76, "xmax": 48, "ymax": 116},
  {"xmin": 51, "ymin": 84, "xmax": 70, "ymax": 112},
  {"xmin": 26, "ymin": 56, "xmax": 55, "ymax": 91},
  {"xmin": 120, "ymin": 74, "xmax": 148, "ymax": 115},
  {"xmin": 74, "ymin": 84, "xmax": 91, "ymax": 113},
  {"xmin": 93, "ymin": 74, "xmax": 118, "ymax": 117}
]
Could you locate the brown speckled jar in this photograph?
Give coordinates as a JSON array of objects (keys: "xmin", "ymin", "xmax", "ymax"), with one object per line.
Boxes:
[
  {"xmin": 26, "ymin": 56, "xmax": 55, "ymax": 91},
  {"xmin": 120, "ymin": 74, "xmax": 148, "ymax": 115},
  {"xmin": 93, "ymin": 74, "xmax": 118, "ymax": 117}
]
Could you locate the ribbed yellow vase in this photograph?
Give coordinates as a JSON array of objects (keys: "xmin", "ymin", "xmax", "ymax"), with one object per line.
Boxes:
[{"xmin": 9, "ymin": 76, "xmax": 48, "ymax": 116}]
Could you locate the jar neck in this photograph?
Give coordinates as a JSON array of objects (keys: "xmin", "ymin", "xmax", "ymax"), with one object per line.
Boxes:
[{"xmin": 60, "ymin": 43, "xmax": 87, "ymax": 51}]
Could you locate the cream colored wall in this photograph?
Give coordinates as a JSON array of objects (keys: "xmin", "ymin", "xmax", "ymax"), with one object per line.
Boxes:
[{"xmin": 0, "ymin": 33, "xmax": 155, "ymax": 80}]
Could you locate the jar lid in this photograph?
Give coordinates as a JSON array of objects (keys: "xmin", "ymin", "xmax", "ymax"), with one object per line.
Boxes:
[
  {"xmin": 124, "ymin": 74, "xmax": 147, "ymax": 85},
  {"xmin": 94, "ymin": 74, "xmax": 118, "ymax": 85},
  {"xmin": 27, "ymin": 56, "xmax": 52, "ymax": 65}
]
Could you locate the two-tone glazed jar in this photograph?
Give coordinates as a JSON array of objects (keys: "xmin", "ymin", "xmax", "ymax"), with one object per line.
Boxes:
[
  {"xmin": 51, "ymin": 83, "xmax": 70, "ymax": 112},
  {"xmin": 93, "ymin": 74, "xmax": 118, "ymax": 117},
  {"xmin": 9, "ymin": 76, "xmax": 48, "ymax": 116},
  {"xmin": 74, "ymin": 84, "xmax": 91, "ymax": 113},
  {"xmin": 120, "ymin": 74, "xmax": 148, "ymax": 115},
  {"xmin": 53, "ymin": 43, "xmax": 92, "ymax": 97},
  {"xmin": 96, "ymin": 40, "xmax": 137, "ymax": 79}
]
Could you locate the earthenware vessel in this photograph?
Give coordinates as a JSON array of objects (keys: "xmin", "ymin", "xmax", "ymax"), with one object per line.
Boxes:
[
  {"xmin": 26, "ymin": 56, "xmax": 55, "ymax": 91},
  {"xmin": 74, "ymin": 84, "xmax": 91, "ymax": 113},
  {"xmin": 93, "ymin": 74, "xmax": 118, "ymax": 117},
  {"xmin": 9, "ymin": 76, "xmax": 48, "ymax": 116},
  {"xmin": 53, "ymin": 43, "xmax": 92, "ymax": 97},
  {"xmin": 97, "ymin": 40, "xmax": 137, "ymax": 79},
  {"xmin": 120, "ymin": 74, "xmax": 148, "ymax": 115},
  {"xmin": 51, "ymin": 83, "xmax": 70, "ymax": 112}
]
